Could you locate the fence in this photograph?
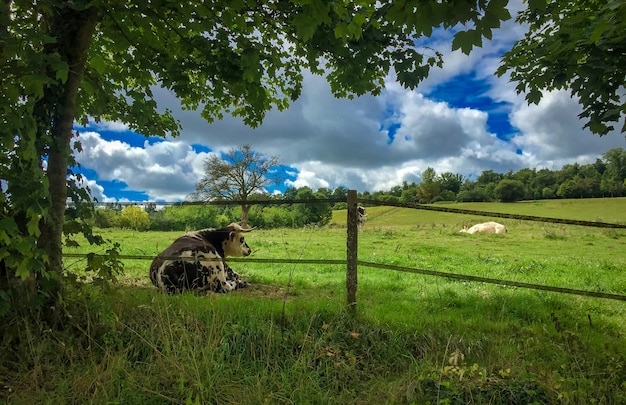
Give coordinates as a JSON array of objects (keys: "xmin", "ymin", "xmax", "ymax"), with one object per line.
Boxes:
[{"xmin": 64, "ymin": 190, "xmax": 626, "ymax": 311}]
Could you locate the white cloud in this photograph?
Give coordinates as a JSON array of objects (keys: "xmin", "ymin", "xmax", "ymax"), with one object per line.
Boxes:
[
  {"xmin": 285, "ymin": 166, "xmax": 330, "ymax": 190},
  {"xmin": 509, "ymin": 91, "xmax": 626, "ymax": 167},
  {"xmin": 74, "ymin": 131, "xmax": 212, "ymax": 201},
  {"xmin": 86, "ymin": 120, "xmax": 129, "ymax": 132}
]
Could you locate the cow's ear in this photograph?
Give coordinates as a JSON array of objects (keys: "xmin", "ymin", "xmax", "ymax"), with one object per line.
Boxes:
[{"xmin": 229, "ymin": 231, "xmax": 236, "ymax": 241}]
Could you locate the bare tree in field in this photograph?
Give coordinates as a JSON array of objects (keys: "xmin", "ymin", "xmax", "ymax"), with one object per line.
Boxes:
[{"xmin": 190, "ymin": 145, "xmax": 282, "ymax": 226}]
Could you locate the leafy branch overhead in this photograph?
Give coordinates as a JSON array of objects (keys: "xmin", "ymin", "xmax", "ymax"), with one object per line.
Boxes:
[
  {"xmin": 82, "ymin": 0, "xmax": 516, "ymax": 131},
  {"xmin": 496, "ymin": 0, "xmax": 626, "ymax": 135}
]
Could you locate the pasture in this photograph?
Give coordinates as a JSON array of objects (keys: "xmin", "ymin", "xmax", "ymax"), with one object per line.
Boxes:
[{"xmin": 5, "ymin": 198, "xmax": 626, "ymax": 404}]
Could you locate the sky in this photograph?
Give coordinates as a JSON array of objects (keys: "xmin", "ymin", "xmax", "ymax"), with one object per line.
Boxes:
[{"xmin": 73, "ymin": 4, "xmax": 626, "ymax": 203}]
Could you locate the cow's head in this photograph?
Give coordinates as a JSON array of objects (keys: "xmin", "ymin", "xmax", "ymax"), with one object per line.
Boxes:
[{"xmin": 222, "ymin": 222, "xmax": 255, "ymax": 257}]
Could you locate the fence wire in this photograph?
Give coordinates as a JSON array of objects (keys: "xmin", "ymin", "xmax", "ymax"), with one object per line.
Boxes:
[
  {"xmin": 357, "ymin": 261, "xmax": 626, "ymax": 302},
  {"xmin": 62, "ymin": 255, "xmax": 626, "ymax": 303}
]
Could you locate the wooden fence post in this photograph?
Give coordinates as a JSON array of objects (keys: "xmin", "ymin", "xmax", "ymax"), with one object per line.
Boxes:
[{"xmin": 346, "ymin": 190, "xmax": 358, "ymax": 313}]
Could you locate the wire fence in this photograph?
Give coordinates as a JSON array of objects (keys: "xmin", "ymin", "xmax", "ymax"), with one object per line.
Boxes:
[{"xmin": 65, "ymin": 193, "xmax": 626, "ymax": 307}]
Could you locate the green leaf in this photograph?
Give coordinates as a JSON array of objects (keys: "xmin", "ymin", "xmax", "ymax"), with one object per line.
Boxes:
[
  {"xmin": 590, "ymin": 19, "xmax": 610, "ymax": 44},
  {"xmin": 90, "ymin": 54, "xmax": 107, "ymax": 74},
  {"xmin": 487, "ymin": 0, "xmax": 512, "ymax": 20},
  {"xmin": 452, "ymin": 29, "xmax": 482, "ymax": 54},
  {"xmin": 528, "ymin": 0, "xmax": 548, "ymax": 12},
  {"xmin": 241, "ymin": 49, "xmax": 261, "ymax": 82},
  {"xmin": 24, "ymin": 76, "xmax": 45, "ymax": 99},
  {"xmin": 587, "ymin": 120, "xmax": 610, "ymax": 135},
  {"xmin": 526, "ymin": 89, "xmax": 542, "ymax": 104},
  {"xmin": 55, "ymin": 67, "xmax": 68, "ymax": 82},
  {"xmin": 334, "ymin": 23, "xmax": 350, "ymax": 41},
  {"xmin": 0, "ymin": 218, "xmax": 18, "ymax": 244},
  {"xmin": 386, "ymin": 0, "xmax": 407, "ymax": 25},
  {"xmin": 4, "ymin": 84, "xmax": 20, "ymax": 102},
  {"xmin": 15, "ymin": 264, "xmax": 31, "ymax": 281},
  {"xmin": 292, "ymin": 13, "xmax": 318, "ymax": 42}
]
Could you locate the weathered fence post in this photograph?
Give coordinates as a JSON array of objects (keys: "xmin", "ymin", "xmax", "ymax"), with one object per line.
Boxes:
[{"xmin": 346, "ymin": 190, "xmax": 358, "ymax": 313}]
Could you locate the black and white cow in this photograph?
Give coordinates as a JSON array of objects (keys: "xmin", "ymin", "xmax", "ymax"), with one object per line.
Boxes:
[
  {"xmin": 149, "ymin": 223, "xmax": 254, "ymax": 294},
  {"xmin": 357, "ymin": 206, "xmax": 367, "ymax": 230}
]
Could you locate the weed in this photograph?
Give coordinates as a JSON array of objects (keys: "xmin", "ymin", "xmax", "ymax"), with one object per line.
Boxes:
[{"xmin": 542, "ymin": 225, "xmax": 567, "ymax": 240}]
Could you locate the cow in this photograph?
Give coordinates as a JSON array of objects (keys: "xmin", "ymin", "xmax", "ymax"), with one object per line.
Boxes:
[
  {"xmin": 149, "ymin": 222, "xmax": 254, "ymax": 294},
  {"xmin": 357, "ymin": 206, "xmax": 367, "ymax": 230},
  {"xmin": 460, "ymin": 221, "xmax": 508, "ymax": 234}
]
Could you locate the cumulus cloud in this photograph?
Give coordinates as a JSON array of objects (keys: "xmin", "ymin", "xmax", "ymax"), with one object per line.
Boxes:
[
  {"xmin": 74, "ymin": 131, "xmax": 212, "ymax": 201},
  {"xmin": 508, "ymin": 90, "xmax": 626, "ymax": 168}
]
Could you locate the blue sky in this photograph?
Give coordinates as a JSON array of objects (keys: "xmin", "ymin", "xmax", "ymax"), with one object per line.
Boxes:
[
  {"xmin": 73, "ymin": 3, "xmax": 626, "ymax": 203},
  {"xmin": 427, "ymin": 73, "xmax": 519, "ymax": 142}
]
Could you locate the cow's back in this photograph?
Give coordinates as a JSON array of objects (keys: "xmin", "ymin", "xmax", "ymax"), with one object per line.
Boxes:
[
  {"xmin": 466, "ymin": 221, "xmax": 507, "ymax": 234},
  {"xmin": 150, "ymin": 235, "xmax": 221, "ymax": 293}
]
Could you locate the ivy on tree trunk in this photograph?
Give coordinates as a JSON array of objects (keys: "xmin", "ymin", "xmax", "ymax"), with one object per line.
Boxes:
[{"xmin": 35, "ymin": 5, "xmax": 101, "ymax": 303}]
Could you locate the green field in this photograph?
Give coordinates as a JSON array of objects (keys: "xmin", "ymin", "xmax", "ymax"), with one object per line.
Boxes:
[{"xmin": 5, "ymin": 198, "xmax": 626, "ymax": 404}]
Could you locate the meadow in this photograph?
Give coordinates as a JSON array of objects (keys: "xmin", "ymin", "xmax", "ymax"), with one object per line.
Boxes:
[{"xmin": 4, "ymin": 198, "xmax": 626, "ymax": 404}]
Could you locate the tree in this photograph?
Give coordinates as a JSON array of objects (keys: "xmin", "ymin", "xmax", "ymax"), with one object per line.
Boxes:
[
  {"xmin": 331, "ymin": 186, "xmax": 348, "ymax": 207},
  {"xmin": 189, "ymin": 145, "xmax": 281, "ymax": 226},
  {"xmin": 117, "ymin": 206, "xmax": 150, "ymax": 231},
  {"xmin": 400, "ymin": 186, "xmax": 418, "ymax": 205},
  {"xmin": 578, "ymin": 164, "xmax": 601, "ymax": 197},
  {"xmin": 531, "ymin": 169, "xmax": 558, "ymax": 199},
  {"xmin": 1, "ymin": 0, "xmax": 512, "ymax": 315},
  {"xmin": 557, "ymin": 179, "xmax": 579, "ymax": 199},
  {"xmin": 94, "ymin": 207, "xmax": 119, "ymax": 228},
  {"xmin": 494, "ymin": 179, "xmax": 525, "ymax": 202},
  {"xmin": 293, "ymin": 187, "xmax": 332, "ymax": 226},
  {"xmin": 438, "ymin": 172, "xmax": 464, "ymax": 195},
  {"xmin": 497, "ymin": 0, "xmax": 626, "ymax": 135},
  {"xmin": 417, "ymin": 167, "xmax": 440, "ymax": 203},
  {"xmin": 476, "ymin": 169, "xmax": 503, "ymax": 186},
  {"xmin": 457, "ymin": 188, "xmax": 489, "ymax": 202},
  {"xmin": 389, "ymin": 185, "xmax": 403, "ymax": 197},
  {"xmin": 600, "ymin": 175, "xmax": 623, "ymax": 198},
  {"xmin": 556, "ymin": 163, "xmax": 580, "ymax": 184},
  {"xmin": 541, "ymin": 187, "xmax": 556, "ymax": 200},
  {"xmin": 603, "ymin": 148, "xmax": 626, "ymax": 183},
  {"xmin": 511, "ymin": 168, "xmax": 536, "ymax": 200}
]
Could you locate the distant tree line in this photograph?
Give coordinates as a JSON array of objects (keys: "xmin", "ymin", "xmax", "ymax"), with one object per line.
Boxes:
[
  {"xmin": 94, "ymin": 148, "xmax": 626, "ymax": 231},
  {"xmin": 363, "ymin": 148, "xmax": 626, "ymax": 204},
  {"xmin": 94, "ymin": 186, "xmax": 335, "ymax": 231}
]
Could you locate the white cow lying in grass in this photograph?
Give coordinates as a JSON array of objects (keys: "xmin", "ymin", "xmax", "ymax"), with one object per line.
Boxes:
[{"xmin": 460, "ymin": 221, "xmax": 508, "ymax": 234}]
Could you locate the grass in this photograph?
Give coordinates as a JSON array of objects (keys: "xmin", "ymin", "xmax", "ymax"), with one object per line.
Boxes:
[{"xmin": 3, "ymin": 198, "xmax": 626, "ymax": 404}]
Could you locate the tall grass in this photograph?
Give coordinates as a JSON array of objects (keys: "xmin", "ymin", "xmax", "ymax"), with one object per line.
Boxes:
[{"xmin": 3, "ymin": 198, "xmax": 626, "ymax": 404}]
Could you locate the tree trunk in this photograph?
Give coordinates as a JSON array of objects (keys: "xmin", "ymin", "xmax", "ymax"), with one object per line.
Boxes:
[
  {"xmin": 36, "ymin": 5, "xmax": 101, "ymax": 304},
  {"xmin": 241, "ymin": 204, "xmax": 250, "ymax": 227}
]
